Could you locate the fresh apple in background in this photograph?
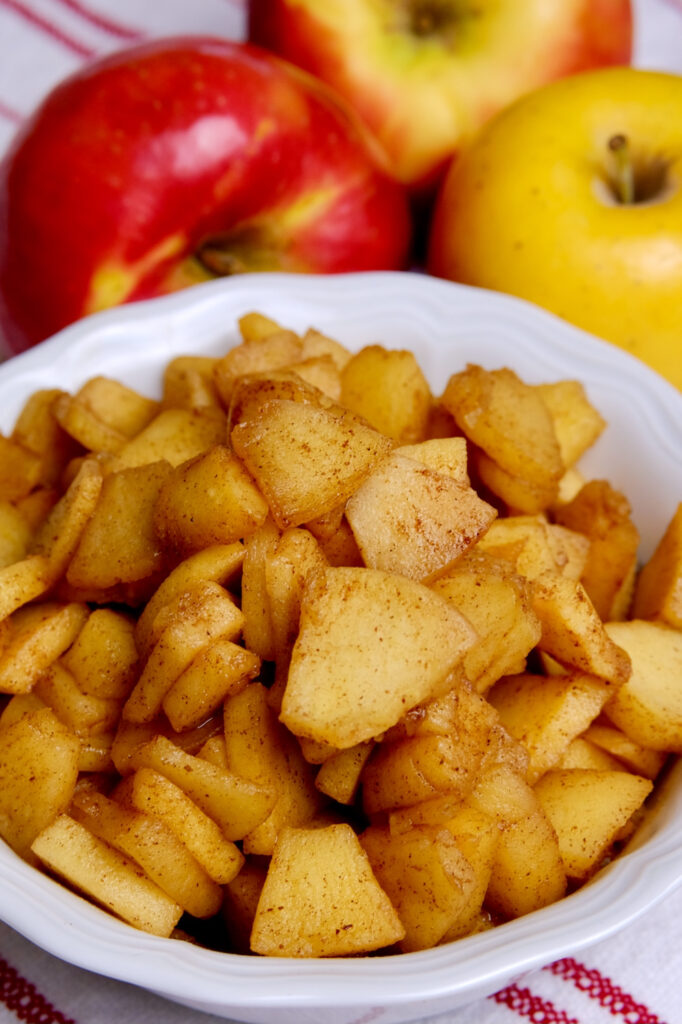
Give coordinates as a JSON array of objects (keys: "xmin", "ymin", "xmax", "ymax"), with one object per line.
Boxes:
[
  {"xmin": 427, "ymin": 67, "xmax": 682, "ymax": 392},
  {"xmin": 0, "ymin": 37, "xmax": 411, "ymax": 355},
  {"xmin": 249, "ymin": 0, "xmax": 633, "ymax": 192}
]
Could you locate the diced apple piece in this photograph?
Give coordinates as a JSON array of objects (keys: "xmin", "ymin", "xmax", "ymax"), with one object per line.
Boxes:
[
  {"xmin": 126, "ymin": 768, "xmax": 244, "ymax": 885},
  {"xmin": 0, "ymin": 501, "xmax": 32, "ymax": 568},
  {"xmin": 250, "ymin": 824, "xmax": 405, "ymax": 957},
  {"xmin": 603, "ymin": 620, "xmax": 682, "ymax": 752},
  {"xmin": 123, "ymin": 581, "xmax": 244, "ymax": 723},
  {"xmin": 431, "ymin": 550, "xmax": 541, "ymax": 693},
  {"xmin": 554, "ymin": 480, "xmax": 640, "ymax": 621},
  {"xmin": 487, "ymin": 671, "xmax": 610, "ymax": 783},
  {"xmin": 340, "ymin": 344, "xmax": 432, "ymax": 443},
  {"xmin": 0, "ymin": 708, "xmax": 80, "ymax": 861},
  {"xmin": 0, "ymin": 602, "xmax": 89, "ymax": 694},
  {"xmin": 557, "ymin": 737, "xmax": 623, "ymax": 771},
  {"xmin": 534, "ymin": 768, "xmax": 652, "ymax": 880},
  {"xmin": 67, "ymin": 461, "xmax": 172, "ymax": 591},
  {"xmin": 0, "ymin": 434, "xmax": 42, "ymax": 501},
  {"xmin": 442, "ymin": 364, "xmax": 563, "ymax": 488},
  {"xmin": 162, "ymin": 356, "xmax": 220, "ymax": 411},
  {"xmin": 153, "ymin": 445, "xmax": 268, "ymax": 554},
  {"xmin": 231, "ymin": 398, "xmax": 393, "ymax": 529},
  {"xmin": 476, "ymin": 515, "xmax": 559, "ymax": 578},
  {"xmin": 129, "ymin": 735, "xmax": 275, "ymax": 840},
  {"xmin": 214, "ymin": 329, "xmax": 304, "ymax": 406},
  {"xmin": 35, "ymin": 662, "xmax": 121, "ymax": 737},
  {"xmin": 632, "ymin": 503, "xmax": 682, "ymax": 628},
  {"xmin": 62, "ymin": 608, "xmax": 139, "ymax": 700},
  {"xmin": 222, "ymin": 858, "xmax": 268, "ymax": 953},
  {"xmin": 360, "ymin": 823, "xmax": 477, "ymax": 951},
  {"xmin": 531, "ymin": 573, "xmax": 631, "ymax": 687},
  {"xmin": 32, "ymin": 814, "xmax": 183, "ymax": 936},
  {"xmin": 315, "ymin": 741, "xmax": 374, "ymax": 805},
  {"xmin": 534, "ymin": 379, "xmax": 606, "ymax": 467},
  {"xmin": 395, "ymin": 437, "xmax": 469, "ymax": 484},
  {"xmin": 11, "ymin": 388, "xmax": 79, "ymax": 487},
  {"xmin": 280, "ymin": 567, "xmax": 476, "ymax": 748},
  {"xmin": 264, "ymin": 527, "xmax": 328, "ymax": 668},
  {"xmin": 163, "ymin": 639, "xmax": 260, "ymax": 732},
  {"xmin": 582, "ymin": 721, "xmax": 667, "ymax": 780},
  {"xmin": 70, "ymin": 787, "xmax": 222, "ymax": 918},
  {"xmin": 299, "ymin": 326, "xmax": 352, "ymax": 371},
  {"xmin": 346, "ymin": 452, "xmax": 496, "ymax": 582},
  {"xmin": 134, "ymin": 542, "xmax": 245, "ymax": 658},
  {"xmin": 223, "ymin": 683, "xmax": 322, "ymax": 855},
  {"xmin": 31, "ymin": 458, "xmax": 103, "ymax": 583},
  {"xmin": 0, "ymin": 555, "xmax": 51, "ymax": 621},
  {"xmin": 485, "ymin": 805, "xmax": 567, "ymax": 918},
  {"xmin": 110, "ymin": 407, "xmax": 226, "ymax": 471}
]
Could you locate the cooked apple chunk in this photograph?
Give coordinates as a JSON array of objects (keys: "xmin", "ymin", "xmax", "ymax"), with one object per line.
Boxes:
[
  {"xmin": 123, "ymin": 581, "xmax": 244, "ymax": 723},
  {"xmin": 340, "ymin": 344, "xmax": 432, "ymax": 443},
  {"xmin": 231, "ymin": 398, "xmax": 393, "ymax": 529},
  {"xmin": 153, "ymin": 445, "xmax": 269, "ymax": 554},
  {"xmin": 534, "ymin": 379, "xmax": 606, "ymax": 468},
  {"xmin": 632, "ymin": 503, "xmax": 682, "ymax": 628},
  {"xmin": 280, "ymin": 567, "xmax": 477, "ymax": 748},
  {"xmin": 442, "ymin": 364, "xmax": 564, "ymax": 489},
  {"xmin": 603, "ymin": 620, "xmax": 682, "ymax": 752},
  {"xmin": 431, "ymin": 551, "xmax": 541, "ymax": 693},
  {"xmin": 554, "ymin": 480, "xmax": 640, "ymax": 621},
  {"xmin": 346, "ymin": 452, "xmax": 496, "ymax": 582},
  {"xmin": 129, "ymin": 735, "xmax": 275, "ymax": 840},
  {"xmin": 124, "ymin": 768, "xmax": 244, "ymax": 885},
  {"xmin": 250, "ymin": 824, "xmax": 405, "ymax": 957},
  {"xmin": 66, "ymin": 461, "xmax": 172, "ymax": 592},
  {"xmin": 531, "ymin": 573, "xmax": 631, "ymax": 687},
  {"xmin": 32, "ymin": 814, "xmax": 183, "ymax": 936},
  {"xmin": 223, "ymin": 682, "xmax": 322, "ymax": 855},
  {"xmin": 534, "ymin": 768, "xmax": 653, "ymax": 880},
  {"xmin": 487, "ymin": 671, "xmax": 610, "ymax": 783},
  {"xmin": 361, "ymin": 823, "xmax": 478, "ymax": 952},
  {"xmin": 0, "ymin": 708, "xmax": 80, "ymax": 861}
]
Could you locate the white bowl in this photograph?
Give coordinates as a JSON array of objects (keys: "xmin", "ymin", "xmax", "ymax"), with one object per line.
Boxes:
[{"xmin": 0, "ymin": 271, "xmax": 681, "ymax": 1024}]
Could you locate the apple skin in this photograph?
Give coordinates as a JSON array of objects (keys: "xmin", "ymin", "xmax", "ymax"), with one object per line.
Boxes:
[
  {"xmin": 427, "ymin": 68, "xmax": 682, "ymax": 391},
  {"xmin": 0, "ymin": 37, "xmax": 412, "ymax": 354},
  {"xmin": 249, "ymin": 0, "xmax": 632, "ymax": 191}
]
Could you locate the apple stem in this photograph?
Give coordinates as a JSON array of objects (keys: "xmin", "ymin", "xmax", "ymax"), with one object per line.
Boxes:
[{"xmin": 608, "ymin": 134, "xmax": 635, "ymax": 205}]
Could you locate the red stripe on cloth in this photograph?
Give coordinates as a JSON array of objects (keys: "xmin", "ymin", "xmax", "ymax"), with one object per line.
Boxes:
[
  {"xmin": 547, "ymin": 958, "xmax": 666, "ymax": 1024},
  {"xmin": 660, "ymin": 0, "xmax": 682, "ymax": 13},
  {"xmin": 0, "ymin": 955, "xmax": 77, "ymax": 1024},
  {"xmin": 0, "ymin": 98, "xmax": 23, "ymax": 123},
  {"xmin": 491, "ymin": 982, "xmax": 579, "ymax": 1024},
  {"xmin": 0, "ymin": 0, "xmax": 96, "ymax": 58},
  {"xmin": 48, "ymin": 0, "xmax": 144, "ymax": 41}
]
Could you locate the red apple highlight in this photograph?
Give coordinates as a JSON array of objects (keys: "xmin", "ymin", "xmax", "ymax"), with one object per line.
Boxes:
[
  {"xmin": 249, "ymin": 0, "xmax": 633, "ymax": 191},
  {"xmin": 0, "ymin": 37, "xmax": 411, "ymax": 354}
]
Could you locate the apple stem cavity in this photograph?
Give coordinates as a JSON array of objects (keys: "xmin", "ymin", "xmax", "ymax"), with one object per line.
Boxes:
[{"xmin": 608, "ymin": 134, "xmax": 635, "ymax": 205}]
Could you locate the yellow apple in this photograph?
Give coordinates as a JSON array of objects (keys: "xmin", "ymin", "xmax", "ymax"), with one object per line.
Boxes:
[
  {"xmin": 249, "ymin": 0, "xmax": 632, "ymax": 191},
  {"xmin": 428, "ymin": 68, "xmax": 682, "ymax": 391}
]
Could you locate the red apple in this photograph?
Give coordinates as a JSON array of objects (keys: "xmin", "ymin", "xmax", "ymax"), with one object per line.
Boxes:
[
  {"xmin": 249, "ymin": 0, "xmax": 633, "ymax": 191},
  {"xmin": 0, "ymin": 37, "xmax": 411, "ymax": 354}
]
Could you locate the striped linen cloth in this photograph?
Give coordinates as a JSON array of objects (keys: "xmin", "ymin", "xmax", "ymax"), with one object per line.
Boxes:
[{"xmin": 0, "ymin": 2, "xmax": 681, "ymax": 1023}]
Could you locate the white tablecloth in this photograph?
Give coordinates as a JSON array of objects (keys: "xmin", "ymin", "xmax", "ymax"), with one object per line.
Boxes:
[{"xmin": 0, "ymin": 2, "xmax": 681, "ymax": 1023}]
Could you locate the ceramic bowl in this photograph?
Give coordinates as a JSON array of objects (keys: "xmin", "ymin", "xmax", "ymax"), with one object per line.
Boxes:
[{"xmin": 1, "ymin": 272, "xmax": 680, "ymax": 1024}]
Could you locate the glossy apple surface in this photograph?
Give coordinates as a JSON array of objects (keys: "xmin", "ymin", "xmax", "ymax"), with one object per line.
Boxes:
[
  {"xmin": 0, "ymin": 37, "xmax": 411, "ymax": 354},
  {"xmin": 428, "ymin": 68, "xmax": 682, "ymax": 391},
  {"xmin": 249, "ymin": 0, "xmax": 632, "ymax": 190}
]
